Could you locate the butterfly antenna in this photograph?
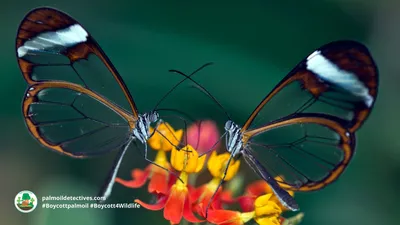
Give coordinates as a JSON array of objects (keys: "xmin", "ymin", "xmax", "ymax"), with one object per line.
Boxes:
[
  {"xmin": 153, "ymin": 63, "xmax": 214, "ymax": 110},
  {"xmin": 156, "ymin": 108, "xmax": 196, "ymax": 123},
  {"xmin": 168, "ymin": 66, "xmax": 231, "ymax": 121}
]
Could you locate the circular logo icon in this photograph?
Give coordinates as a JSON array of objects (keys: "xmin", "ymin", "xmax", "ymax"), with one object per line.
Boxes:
[{"xmin": 15, "ymin": 190, "xmax": 37, "ymax": 213}]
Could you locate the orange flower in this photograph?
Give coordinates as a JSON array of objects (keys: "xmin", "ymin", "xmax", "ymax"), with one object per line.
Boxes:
[
  {"xmin": 135, "ymin": 145, "xmax": 205, "ymax": 224},
  {"xmin": 207, "ymin": 210, "xmax": 254, "ymax": 225}
]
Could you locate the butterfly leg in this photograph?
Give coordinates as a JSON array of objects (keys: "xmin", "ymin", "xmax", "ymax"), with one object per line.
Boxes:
[{"xmin": 204, "ymin": 153, "xmax": 234, "ymax": 218}]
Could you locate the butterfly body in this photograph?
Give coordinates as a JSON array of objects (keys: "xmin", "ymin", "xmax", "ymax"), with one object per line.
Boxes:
[
  {"xmin": 133, "ymin": 112, "xmax": 159, "ymax": 144},
  {"xmin": 224, "ymin": 120, "xmax": 244, "ymax": 157}
]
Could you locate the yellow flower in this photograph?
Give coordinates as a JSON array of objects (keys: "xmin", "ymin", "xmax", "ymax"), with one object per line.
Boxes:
[
  {"xmin": 148, "ymin": 122, "xmax": 183, "ymax": 151},
  {"xmin": 244, "ymin": 177, "xmax": 295, "ymax": 212},
  {"xmin": 254, "ymin": 194, "xmax": 282, "ymax": 225},
  {"xmin": 271, "ymin": 177, "xmax": 295, "ymax": 212},
  {"xmin": 207, "ymin": 151, "xmax": 241, "ymax": 181},
  {"xmin": 170, "ymin": 145, "xmax": 206, "ymax": 173}
]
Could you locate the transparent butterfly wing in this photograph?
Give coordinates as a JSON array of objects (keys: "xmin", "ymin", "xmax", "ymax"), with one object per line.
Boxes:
[
  {"xmin": 17, "ymin": 8, "xmax": 138, "ymax": 157},
  {"xmin": 241, "ymin": 41, "xmax": 377, "ymax": 191}
]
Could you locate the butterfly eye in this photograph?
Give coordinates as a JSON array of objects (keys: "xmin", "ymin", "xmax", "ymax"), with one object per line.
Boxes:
[
  {"xmin": 224, "ymin": 120, "xmax": 233, "ymax": 131},
  {"xmin": 149, "ymin": 111, "xmax": 159, "ymax": 123}
]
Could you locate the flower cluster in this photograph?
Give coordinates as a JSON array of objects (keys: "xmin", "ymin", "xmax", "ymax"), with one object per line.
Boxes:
[{"xmin": 116, "ymin": 121, "xmax": 304, "ymax": 225}]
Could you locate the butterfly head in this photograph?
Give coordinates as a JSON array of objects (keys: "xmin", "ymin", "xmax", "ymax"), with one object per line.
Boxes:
[{"xmin": 147, "ymin": 111, "xmax": 160, "ymax": 124}]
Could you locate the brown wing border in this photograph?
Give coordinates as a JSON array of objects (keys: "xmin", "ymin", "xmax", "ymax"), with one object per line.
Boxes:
[
  {"xmin": 23, "ymin": 81, "xmax": 135, "ymax": 158},
  {"xmin": 243, "ymin": 113, "xmax": 355, "ymax": 191}
]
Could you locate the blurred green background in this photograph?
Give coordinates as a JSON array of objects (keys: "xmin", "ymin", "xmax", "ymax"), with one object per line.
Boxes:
[{"xmin": 2, "ymin": 0, "xmax": 400, "ymax": 224}]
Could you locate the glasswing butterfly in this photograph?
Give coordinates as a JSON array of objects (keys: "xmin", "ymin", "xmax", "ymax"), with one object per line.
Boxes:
[
  {"xmin": 172, "ymin": 40, "xmax": 378, "ymax": 212},
  {"xmin": 15, "ymin": 7, "xmax": 197, "ymax": 201}
]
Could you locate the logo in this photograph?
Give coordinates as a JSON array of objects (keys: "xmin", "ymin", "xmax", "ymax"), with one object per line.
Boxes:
[{"xmin": 15, "ymin": 190, "xmax": 37, "ymax": 213}]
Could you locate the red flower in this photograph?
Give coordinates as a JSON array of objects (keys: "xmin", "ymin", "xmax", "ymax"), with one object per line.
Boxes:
[
  {"xmin": 191, "ymin": 179, "xmax": 224, "ymax": 217},
  {"xmin": 193, "ymin": 151, "xmax": 241, "ymax": 216},
  {"xmin": 136, "ymin": 180, "xmax": 201, "ymax": 224},
  {"xmin": 116, "ymin": 151, "xmax": 171, "ymax": 194}
]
